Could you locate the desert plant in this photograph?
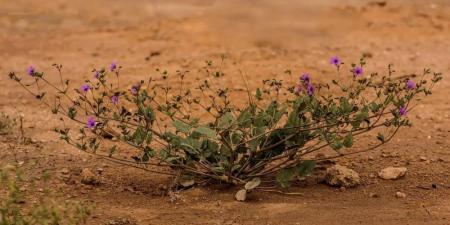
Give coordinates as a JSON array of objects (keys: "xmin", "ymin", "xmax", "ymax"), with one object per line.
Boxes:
[
  {"xmin": 7, "ymin": 57, "xmax": 442, "ymax": 195},
  {"xmin": 0, "ymin": 165, "xmax": 91, "ymax": 225}
]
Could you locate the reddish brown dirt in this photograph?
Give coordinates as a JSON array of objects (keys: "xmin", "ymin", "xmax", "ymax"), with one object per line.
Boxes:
[{"xmin": 1, "ymin": 0, "xmax": 450, "ymax": 224}]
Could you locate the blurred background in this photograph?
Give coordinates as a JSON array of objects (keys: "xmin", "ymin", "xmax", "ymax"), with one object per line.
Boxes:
[{"xmin": 1, "ymin": 0, "xmax": 449, "ymax": 135}]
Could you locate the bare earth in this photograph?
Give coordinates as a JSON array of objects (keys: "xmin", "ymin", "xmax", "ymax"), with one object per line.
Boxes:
[{"xmin": 1, "ymin": 0, "xmax": 450, "ymax": 224}]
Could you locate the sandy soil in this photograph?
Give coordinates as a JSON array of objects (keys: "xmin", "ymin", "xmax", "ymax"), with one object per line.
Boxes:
[{"xmin": 1, "ymin": 0, "xmax": 450, "ymax": 224}]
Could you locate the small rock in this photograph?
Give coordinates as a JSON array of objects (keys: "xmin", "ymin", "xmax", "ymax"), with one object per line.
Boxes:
[
  {"xmin": 369, "ymin": 193, "xmax": 379, "ymax": 198},
  {"xmin": 419, "ymin": 156, "xmax": 427, "ymax": 161},
  {"xmin": 125, "ymin": 186, "xmax": 134, "ymax": 192},
  {"xmin": 179, "ymin": 179, "xmax": 195, "ymax": 188},
  {"xmin": 395, "ymin": 191, "xmax": 406, "ymax": 198},
  {"xmin": 168, "ymin": 191, "xmax": 183, "ymax": 203},
  {"xmin": 437, "ymin": 158, "xmax": 446, "ymax": 163},
  {"xmin": 60, "ymin": 168, "xmax": 70, "ymax": 175},
  {"xmin": 96, "ymin": 168, "xmax": 104, "ymax": 174},
  {"xmin": 80, "ymin": 168, "xmax": 100, "ymax": 185},
  {"xmin": 106, "ymin": 217, "xmax": 136, "ymax": 225},
  {"xmin": 235, "ymin": 189, "xmax": 247, "ymax": 202},
  {"xmin": 325, "ymin": 164, "xmax": 361, "ymax": 188},
  {"xmin": 378, "ymin": 167, "xmax": 407, "ymax": 180}
]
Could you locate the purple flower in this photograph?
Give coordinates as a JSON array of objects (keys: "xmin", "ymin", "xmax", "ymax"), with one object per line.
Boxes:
[
  {"xmin": 399, "ymin": 106, "xmax": 407, "ymax": 116},
  {"xmin": 294, "ymin": 84, "xmax": 302, "ymax": 95},
  {"xmin": 306, "ymin": 83, "xmax": 314, "ymax": 96},
  {"xmin": 86, "ymin": 117, "xmax": 96, "ymax": 129},
  {"xmin": 352, "ymin": 66, "xmax": 363, "ymax": 77},
  {"xmin": 81, "ymin": 84, "xmax": 90, "ymax": 93},
  {"xmin": 94, "ymin": 71, "xmax": 100, "ymax": 79},
  {"xmin": 27, "ymin": 66, "xmax": 35, "ymax": 76},
  {"xmin": 300, "ymin": 73, "xmax": 311, "ymax": 83},
  {"xmin": 406, "ymin": 79, "xmax": 416, "ymax": 90},
  {"xmin": 109, "ymin": 62, "xmax": 117, "ymax": 71},
  {"xmin": 330, "ymin": 56, "xmax": 340, "ymax": 66},
  {"xmin": 130, "ymin": 84, "xmax": 140, "ymax": 96},
  {"xmin": 111, "ymin": 95, "xmax": 119, "ymax": 105}
]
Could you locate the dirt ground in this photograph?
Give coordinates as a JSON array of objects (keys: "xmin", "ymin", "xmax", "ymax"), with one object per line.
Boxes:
[{"xmin": 1, "ymin": 0, "xmax": 450, "ymax": 224}]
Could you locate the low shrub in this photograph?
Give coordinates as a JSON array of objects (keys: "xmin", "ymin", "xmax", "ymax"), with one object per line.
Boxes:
[{"xmin": 8, "ymin": 57, "xmax": 442, "ymax": 196}]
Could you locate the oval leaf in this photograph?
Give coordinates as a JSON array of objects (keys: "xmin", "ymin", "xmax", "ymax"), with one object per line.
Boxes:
[
  {"xmin": 276, "ymin": 167, "xmax": 296, "ymax": 188},
  {"xmin": 173, "ymin": 120, "xmax": 192, "ymax": 133},
  {"xmin": 244, "ymin": 177, "xmax": 261, "ymax": 190},
  {"xmin": 297, "ymin": 160, "xmax": 316, "ymax": 177},
  {"xmin": 195, "ymin": 126, "xmax": 217, "ymax": 138},
  {"xmin": 343, "ymin": 132, "xmax": 353, "ymax": 148},
  {"xmin": 218, "ymin": 112, "xmax": 234, "ymax": 129}
]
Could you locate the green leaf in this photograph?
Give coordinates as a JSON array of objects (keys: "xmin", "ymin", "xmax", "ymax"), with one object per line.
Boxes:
[
  {"xmin": 343, "ymin": 132, "xmax": 353, "ymax": 148},
  {"xmin": 276, "ymin": 167, "xmax": 297, "ymax": 188},
  {"xmin": 164, "ymin": 132, "xmax": 181, "ymax": 146},
  {"xmin": 217, "ymin": 112, "xmax": 234, "ymax": 129},
  {"xmin": 194, "ymin": 126, "xmax": 217, "ymax": 138},
  {"xmin": 330, "ymin": 139, "xmax": 343, "ymax": 150},
  {"xmin": 249, "ymin": 126, "xmax": 266, "ymax": 151},
  {"xmin": 180, "ymin": 137, "xmax": 201, "ymax": 155},
  {"xmin": 265, "ymin": 101, "xmax": 285, "ymax": 126},
  {"xmin": 254, "ymin": 111, "xmax": 270, "ymax": 127},
  {"xmin": 201, "ymin": 139, "xmax": 219, "ymax": 158},
  {"xmin": 255, "ymin": 88, "xmax": 262, "ymax": 101},
  {"xmin": 369, "ymin": 102, "xmax": 381, "ymax": 113},
  {"xmin": 132, "ymin": 126, "xmax": 146, "ymax": 145},
  {"xmin": 339, "ymin": 97, "xmax": 352, "ymax": 114},
  {"xmin": 297, "ymin": 160, "xmax": 316, "ymax": 177},
  {"xmin": 143, "ymin": 106, "xmax": 155, "ymax": 121},
  {"xmin": 237, "ymin": 106, "xmax": 254, "ymax": 127},
  {"xmin": 159, "ymin": 149, "xmax": 179, "ymax": 163},
  {"xmin": 180, "ymin": 143, "xmax": 197, "ymax": 155},
  {"xmin": 173, "ymin": 120, "xmax": 192, "ymax": 133},
  {"xmin": 285, "ymin": 97, "xmax": 306, "ymax": 128},
  {"xmin": 352, "ymin": 107, "xmax": 369, "ymax": 129},
  {"xmin": 231, "ymin": 130, "xmax": 243, "ymax": 144},
  {"xmin": 142, "ymin": 146, "xmax": 155, "ymax": 162}
]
